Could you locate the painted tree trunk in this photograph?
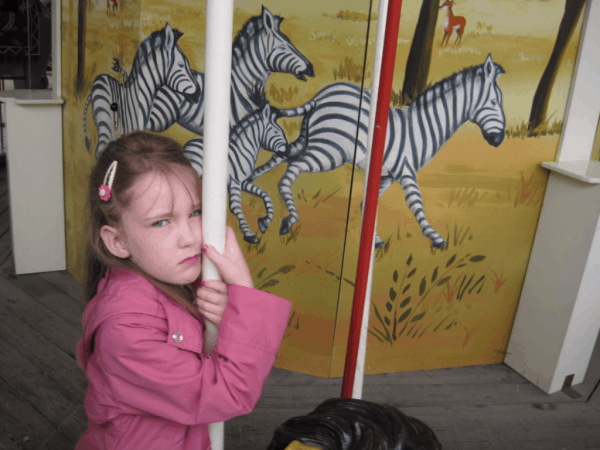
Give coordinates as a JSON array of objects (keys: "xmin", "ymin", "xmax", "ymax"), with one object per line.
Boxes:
[
  {"xmin": 77, "ymin": 1, "xmax": 86, "ymax": 91},
  {"xmin": 401, "ymin": 0, "xmax": 439, "ymax": 104},
  {"xmin": 528, "ymin": 0, "xmax": 586, "ymax": 132}
]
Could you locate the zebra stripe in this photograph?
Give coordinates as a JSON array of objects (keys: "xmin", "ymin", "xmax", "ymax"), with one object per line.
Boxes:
[
  {"xmin": 253, "ymin": 54, "xmax": 506, "ymax": 249},
  {"xmin": 83, "ymin": 23, "xmax": 200, "ymax": 158},
  {"xmin": 183, "ymin": 101, "xmax": 294, "ymax": 243},
  {"xmin": 146, "ymin": 6, "xmax": 314, "ymax": 135}
]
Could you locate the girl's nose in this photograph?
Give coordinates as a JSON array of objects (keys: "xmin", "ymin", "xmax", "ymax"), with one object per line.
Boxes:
[{"xmin": 179, "ymin": 218, "xmax": 201, "ymax": 246}]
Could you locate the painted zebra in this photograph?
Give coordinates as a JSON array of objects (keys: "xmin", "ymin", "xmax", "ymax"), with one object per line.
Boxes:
[
  {"xmin": 183, "ymin": 97, "xmax": 315, "ymax": 243},
  {"xmin": 252, "ymin": 54, "xmax": 506, "ymax": 249},
  {"xmin": 145, "ymin": 6, "xmax": 314, "ymax": 135},
  {"xmin": 83, "ymin": 23, "xmax": 200, "ymax": 158}
]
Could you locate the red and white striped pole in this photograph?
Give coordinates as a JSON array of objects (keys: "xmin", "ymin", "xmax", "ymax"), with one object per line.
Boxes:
[{"xmin": 341, "ymin": 0, "xmax": 403, "ymax": 399}]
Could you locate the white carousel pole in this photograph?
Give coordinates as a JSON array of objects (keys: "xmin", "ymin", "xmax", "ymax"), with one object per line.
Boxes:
[
  {"xmin": 202, "ymin": 0, "xmax": 235, "ymax": 448},
  {"xmin": 352, "ymin": 0, "xmax": 390, "ymax": 400}
]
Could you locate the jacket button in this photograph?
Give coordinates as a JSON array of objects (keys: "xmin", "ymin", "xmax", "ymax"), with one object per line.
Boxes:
[{"xmin": 173, "ymin": 332, "xmax": 183, "ymax": 343}]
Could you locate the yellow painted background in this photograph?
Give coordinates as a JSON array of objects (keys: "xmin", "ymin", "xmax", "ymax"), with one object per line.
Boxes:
[{"xmin": 61, "ymin": 0, "xmax": 584, "ymax": 377}]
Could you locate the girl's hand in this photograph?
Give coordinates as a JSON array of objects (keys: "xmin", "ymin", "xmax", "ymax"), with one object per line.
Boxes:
[
  {"xmin": 202, "ymin": 227, "xmax": 254, "ymax": 289},
  {"xmin": 195, "ymin": 280, "xmax": 228, "ymax": 327}
]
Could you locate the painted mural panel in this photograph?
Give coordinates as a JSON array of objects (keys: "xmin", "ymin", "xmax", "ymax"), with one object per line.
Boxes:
[
  {"xmin": 62, "ymin": 0, "xmax": 585, "ymax": 377},
  {"xmin": 63, "ymin": 0, "xmax": 373, "ymax": 376},
  {"xmin": 330, "ymin": 0, "xmax": 585, "ymax": 376},
  {"xmin": 63, "ymin": 0, "xmax": 143, "ymax": 282}
]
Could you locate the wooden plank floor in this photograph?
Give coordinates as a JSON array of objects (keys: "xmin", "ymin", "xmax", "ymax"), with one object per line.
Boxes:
[{"xmin": 1, "ymin": 160, "xmax": 600, "ymax": 450}]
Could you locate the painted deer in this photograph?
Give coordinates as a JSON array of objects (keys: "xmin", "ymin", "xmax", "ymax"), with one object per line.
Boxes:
[
  {"xmin": 440, "ymin": 1, "xmax": 466, "ymax": 47},
  {"xmin": 107, "ymin": 0, "xmax": 118, "ymax": 15}
]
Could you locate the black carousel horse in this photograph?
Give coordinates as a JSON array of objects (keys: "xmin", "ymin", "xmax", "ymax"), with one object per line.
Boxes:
[{"xmin": 268, "ymin": 398, "xmax": 442, "ymax": 450}]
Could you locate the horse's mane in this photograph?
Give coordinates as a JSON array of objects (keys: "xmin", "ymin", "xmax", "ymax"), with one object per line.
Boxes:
[
  {"xmin": 408, "ymin": 59, "xmax": 504, "ymax": 108},
  {"xmin": 267, "ymin": 398, "xmax": 442, "ymax": 450},
  {"xmin": 128, "ymin": 25, "xmax": 183, "ymax": 81},
  {"xmin": 232, "ymin": 12, "xmax": 284, "ymax": 60}
]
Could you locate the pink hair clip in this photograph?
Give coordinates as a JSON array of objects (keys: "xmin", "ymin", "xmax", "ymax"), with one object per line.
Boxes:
[{"xmin": 99, "ymin": 161, "xmax": 118, "ymax": 201}]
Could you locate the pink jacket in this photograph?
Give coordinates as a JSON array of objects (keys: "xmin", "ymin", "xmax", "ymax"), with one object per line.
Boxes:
[{"xmin": 75, "ymin": 267, "xmax": 291, "ymax": 450}]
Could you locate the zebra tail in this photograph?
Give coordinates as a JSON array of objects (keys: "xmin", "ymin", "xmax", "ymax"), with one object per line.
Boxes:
[
  {"xmin": 278, "ymin": 99, "xmax": 317, "ymax": 118},
  {"xmin": 83, "ymin": 93, "xmax": 93, "ymax": 153},
  {"xmin": 287, "ymin": 113, "xmax": 310, "ymax": 158},
  {"xmin": 111, "ymin": 57, "xmax": 128, "ymax": 81}
]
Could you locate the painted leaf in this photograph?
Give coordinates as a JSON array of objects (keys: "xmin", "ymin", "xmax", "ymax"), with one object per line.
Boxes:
[
  {"xmin": 469, "ymin": 255, "xmax": 486, "ymax": 262},
  {"xmin": 389, "ymin": 287, "xmax": 397, "ymax": 302},
  {"xmin": 402, "ymin": 284, "xmax": 411, "ymax": 294},
  {"xmin": 437, "ymin": 276, "xmax": 452, "ymax": 286},
  {"xmin": 406, "ymin": 254, "xmax": 413, "ymax": 265},
  {"xmin": 407, "ymin": 268, "xmax": 416, "ymax": 278},
  {"xmin": 431, "ymin": 267, "xmax": 438, "ymax": 283},
  {"xmin": 260, "ymin": 279, "xmax": 279, "ymax": 289},
  {"xmin": 393, "ymin": 270, "xmax": 398, "ymax": 283},
  {"xmin": 386, "ymin": 302, "xmax": 393, "ymax": 312},
  {"xmin": 400, "ymin": 297, "xmax": 411, "ymax": 308},
  {"xmin": 280, "ymin": 265, "xmax": 295, "ymax": 274},
  {"xmin": 419, "ymin": 277, "xmax": 426, "ymax": 296},
  {"xmin": 463, "ymin": 326, "xmax": 472, "ymax": 348},
  {"xmin": 457, "ymin": 263, "xmax": 467, "ymax": 268},
  {"xmin": 446, "ymin": 254, "xmax": 457, "ymax": 267},
  {"xmin": 411, "ymin": 312, "xmax": 425, "ymax": 322},
  {"xmin": 397, "ymin": 308, "xmax": 412, "ymax": 323},
  {"xmin": 385, "ymin": 316, "xmax": 391, "ymax": 326}
]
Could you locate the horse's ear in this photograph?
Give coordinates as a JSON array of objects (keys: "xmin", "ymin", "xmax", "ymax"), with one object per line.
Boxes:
[
  {"xmin": 262, "ymin": 6, "xmax": 275, "ymax": 32},
  {"xmin": 262, "ymin": 103, "xmax": 271, "ymax": 120},
  {"xmin": 164, "ymin": 23, "xmax": 174, "ymax": 52},
  {"xmin": 484, "ymin": 54, "xmax": 494, "ymax": 77}
]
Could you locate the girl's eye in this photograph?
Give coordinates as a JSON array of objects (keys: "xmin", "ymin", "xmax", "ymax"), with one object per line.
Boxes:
[
  {"xmin": 153, "ymin": 220, "xmax": 168, "ymax": 227},
  {"xmin": 190, "ymin": 209, "xmax": 201, "ymax": 218}
]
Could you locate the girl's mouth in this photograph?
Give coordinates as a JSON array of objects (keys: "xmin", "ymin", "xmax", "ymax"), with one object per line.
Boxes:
[{"xmin": 181, "ymin": 255, "xmax": 200, "ymax": 265}]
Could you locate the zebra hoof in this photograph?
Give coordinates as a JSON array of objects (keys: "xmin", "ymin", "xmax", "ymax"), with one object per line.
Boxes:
[
  {"xmin": 375, "ymin": 241, "xmax": 386, "ymax": 249},
  {"xmin": 280, "ymin": 218, "xmax": 293, "ymax": 235},
  {"xmin": 432, "ymin": 240, "xmax": 447, "ymax": 249},
  {"xmin": 258, "ymin": 217, "xmax": 270, "ymax": 234},
  {"xmin": 244, "ymin": 235, "xmax": 260, "ymax": 244}
]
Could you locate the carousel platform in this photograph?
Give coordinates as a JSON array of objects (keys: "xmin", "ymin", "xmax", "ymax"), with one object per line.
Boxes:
[{"xmin": 0, "ymin": 163, "xmax": 599, "ymax": 450}]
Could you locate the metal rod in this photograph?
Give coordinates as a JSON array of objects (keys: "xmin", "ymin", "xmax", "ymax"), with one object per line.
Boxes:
[
  {"xmin": 341, "ymin": 0, "xmax": 403, "ymax": 400},
  {"xmin": 351, "ymin": 0, "xmax": 389, "ymax": 400}
]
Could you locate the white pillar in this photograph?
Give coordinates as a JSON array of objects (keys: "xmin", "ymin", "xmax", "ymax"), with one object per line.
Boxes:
[
  {"xmin": 505, "ymin": 1, "xmax": 600, "ymax": 394},
  {"xmin": 202, "ymin": 0, "xmax": 235, "ymax": 448}
]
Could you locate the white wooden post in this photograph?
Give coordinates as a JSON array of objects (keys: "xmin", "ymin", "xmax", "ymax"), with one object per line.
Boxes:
[
  {"xmin": 0, "ymin": 0, "xmax": 65, "ymax": 275},
  {"xmin": 505, "ymin": 0, "xmax": 600, "ymax": 394}
]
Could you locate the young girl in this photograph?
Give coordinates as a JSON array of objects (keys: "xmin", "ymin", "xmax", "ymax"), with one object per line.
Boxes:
[{"xmin": 75, "ymin": 131, "xmax": 292, "ymax": 450}]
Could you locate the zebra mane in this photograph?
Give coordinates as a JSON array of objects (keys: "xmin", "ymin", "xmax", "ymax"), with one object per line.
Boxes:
[
  {"xmin": 408, "ymin": 60, "xmax": 504, "ymax": 109},
  {"xmin": 232, "ymin": 13, "xmax": 284, "ymax": 60},
  {"xmin": 248, "ymin": 82, "xmax": 268, "ymax": 109},
  {"xmin": 229, "ymin": 84, "xmax": 280, "ymax": 145},
  {"xmin": 128, "ymin": 25, "xmax": 183, "ymax": 82},
  {"xmin": 148, "ymin": 26, "xmax": 183, "ymax": 48},
  {"xmin": 247, "ymin": 82, "xmax": 283, "ymax": 118}
]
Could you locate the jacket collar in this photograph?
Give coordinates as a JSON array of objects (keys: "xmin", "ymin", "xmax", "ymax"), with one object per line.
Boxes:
[{"xmin": 77, "ymin": 268, "xmax": 205, "ymax": 370}]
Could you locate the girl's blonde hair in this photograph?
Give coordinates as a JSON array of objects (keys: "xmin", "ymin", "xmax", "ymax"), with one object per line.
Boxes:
[{"xmin": 85, "ymin": 131, "xmax": 201, "ymax": 319}]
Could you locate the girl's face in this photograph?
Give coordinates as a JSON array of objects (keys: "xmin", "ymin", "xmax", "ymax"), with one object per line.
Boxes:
[{"xmin": 117, "ymin": 166, "xmax": 203, "ymax": 286}]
